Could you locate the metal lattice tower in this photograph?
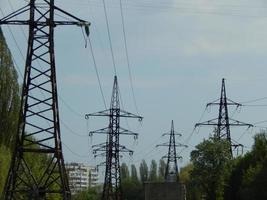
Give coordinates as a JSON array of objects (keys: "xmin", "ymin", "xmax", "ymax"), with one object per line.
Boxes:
[
  {"xmin": 195, "ymin": 78, "xmax": 253, "ymax": 157},
  {"xmin": 85, "ymin": 76, "xmax": 142, "ymax": 200},
  {"xmin": 0, "ymin": 1, "xmax": 89, "ymax": 199},
  {"xmin": 156, "ymin": 120, "xmax": 187, "ymax": 182}
]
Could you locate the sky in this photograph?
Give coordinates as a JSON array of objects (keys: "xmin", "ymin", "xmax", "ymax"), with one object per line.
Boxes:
[{"xmin": 1, "ymin": 0, "xmax": 267, "ymax": 180}]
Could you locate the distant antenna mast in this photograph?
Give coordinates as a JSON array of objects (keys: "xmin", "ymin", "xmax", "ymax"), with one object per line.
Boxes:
[
  {"xmin": 195, "ymin": 78, "xmax": 253, "ymax": 157},
  {"xmin": 157, "ymin": 120, "xmax": 187, "ymax": 182},
  {"xmin": 85, "ymin": 76, "xmax": 142, "ymax": 200},
  {"xmin": 0, "ymin": 1, "xmax": 89, "ymax": 199}
]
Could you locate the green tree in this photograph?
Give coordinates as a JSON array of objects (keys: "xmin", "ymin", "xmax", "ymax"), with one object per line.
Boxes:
[
  {"xmin": 130, "ymin": 164, "xmax": 139, "ymax": 183},
  {"xmin": 72, "ymin": 187, "xmax": 100, "ymax": 200},
  {"xmin": 190, "ymin": 136, "xmax": 232, "ymax": 200},
  {"xmin": 180, "ymin": 163, "xmax": 201, "ymax": 200},
  {"xmin": 0, "ymin": 27, "xmax": 20, "ymax": 195},
  {"xmin": 139, "ymin": 160, "xmax": 148, "ymax": 183},
  {"xmin": 121, "ymin": 162, "xmax": 130, "ymax": 181},
  {"xmin": 149, "ymin": 159, "xmax": 157, "ymax": 181},
  {"xmin": 0, "ymin": 28, "xmax": 20, "ymax": 147},
  {"xmin": 225, "ymin": 132, "xmax": 267, "ymax": 200},
  {"xmin": 122, "ymin": 178, "xmax": 144, "ymax": 200},
  {"xmin": 158, "ymin": 159, "xmax": 166, "ymax": 181}
]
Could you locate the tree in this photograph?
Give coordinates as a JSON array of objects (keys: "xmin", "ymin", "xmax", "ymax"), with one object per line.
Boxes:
[
  {"xmin": 225, "ymin": 132, "xmax": 267, "ymax": 200},
  {"xmin": 0, "ymin": 27, "xmax": 20, "ymax": 195},
  {"xmin": 149, "ymin": 159, "xmax": 157, "ymax": 181},
  {"xmin": 121, "ymin": 162, "xmax": 130, "ymax": 181},
  {"xmin": 72, "ymin": 187, "xmax": 100, "ymax": 200},
  {"xmin": 180, "ymin": 163, "xmax": 202, "ymax": 200},
  {"xmin": 130, "ymin": 164, "xmax": 139, "ymax": 183},
  {"xmin": 139, "ymin": 160, "xmax": 148, "ymax": 183},
  {"xmin": 190, "ymin": 136, "xmax": 232, "ymax": 200},
  {"xmin": 122, "ymin": 164, "xmax": 143, "ymax": 200},
  {"xmin": 0, "ymin": 28, "xmax": 20, "ymax": 147},
  {"xmin": 158, "ymin": 159, "xmax": 166, "ymax": 181}
]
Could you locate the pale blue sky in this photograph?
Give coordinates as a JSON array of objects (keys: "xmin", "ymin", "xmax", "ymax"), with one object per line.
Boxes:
[{"xmin": 1, "ymin": 0, "xmax": 267, "ymax": 178}]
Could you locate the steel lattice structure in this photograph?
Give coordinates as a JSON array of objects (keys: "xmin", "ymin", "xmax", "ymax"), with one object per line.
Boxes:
[
  {"xmin": 195, "ymin": 78, "xmax": 253, "ymax": 157},
  {"xmin": 156, "ymin": 120, "xmax": 187, "ymax": 182},
  {"xmin": 85, "ymin": 76, "xmax": 142, "ymax": 200},
  {"xmin": 0, "ymin": 1, "xmax": 89, "ymax": 199}
]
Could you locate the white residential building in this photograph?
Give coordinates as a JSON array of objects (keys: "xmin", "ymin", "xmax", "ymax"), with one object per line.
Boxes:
[{"xmin": 66, "ymin": 162, "xmax": 99, "ymax": 194}]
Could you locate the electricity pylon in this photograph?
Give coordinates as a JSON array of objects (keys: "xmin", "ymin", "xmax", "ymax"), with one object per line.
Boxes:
[
  {"xmin": 85, "ymin": 76, "xmax": 142, "ymax": 200},
  {"xmin": 195, "ymin": 78, "xmax": 253, "ymax": 157},
  {"xmin": 0, "ymin": 1, "xmax": 89, "ymax": 199},
  {"xmin": 156, "ymin": 120, "xmax": 187, "ymax": 182}
]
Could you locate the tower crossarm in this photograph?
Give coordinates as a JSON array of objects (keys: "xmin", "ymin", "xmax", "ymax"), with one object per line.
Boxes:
[
  {"xmin": 89, "ymin": 127, "xmax": 110, "ymax": 136},
  {"xmin": 207, "ymin": 98, "xmax": 241, "ymax": 107},
  {"xmin": 162, "ymin": 155, "xmax": 182, "ymax": 160},
  {"xmin": 0, "ymin": 1, "xmax": 90, "ymax": 27},
  {"xmin": 196, "ymin": 118, "xmax": 253, "ymax": 128},
  {"xmin": 85, "ymin": 109, "xmax": 110, "ymax": 119},
  {"xmin": 93, "ymin": 152, "xmax": 107, "ymax": 158},
  {"xmin": 119, "ymin": 127, "xmax": 138, "ymax": 138},
  {"xmin": 86, "ymin": 109, "xmax": 143, "ymax": 120},
  {"xmin": 228, "ymin": 118, "xmax": 253, "ymax": 127},
  {"xmin": 118, "ymin": 145, "xmax": 134, "ymax": 155},
  {"xmin": 156, "ymin": 142, "xmax": 188, "ymax": 148},
  {"xmin": 92, "ymin": 142, "xmax": 107, "ymax": 149},
  {"xmin": 119, "ymin": 110, "xmax": 143, "ymax": 121},
  {"xmin": 162, "ymin": 131, "xmax": 182, "ymax": 137},
  {"xmin": 92, "ymin": 146, "xmax": 107, "ymax": 153},
  {"xmin": 195, "ymin": 118, "xmax": 220, "ymax": 127},
  {"xmin": 89, "ymin": 127, "xmax": 138, "ymax": 138}
]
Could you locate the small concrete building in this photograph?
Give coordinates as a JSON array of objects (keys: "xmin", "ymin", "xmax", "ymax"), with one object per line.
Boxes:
[{"xmin": 144, "ymin": 182, "xmax": 186, "ymax": 200}]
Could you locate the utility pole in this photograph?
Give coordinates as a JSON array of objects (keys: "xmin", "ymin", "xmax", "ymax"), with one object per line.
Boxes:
[
  {"xmin": 85, "ymin": 76, "xmax": 142, "ymax": 200},
  {"xmin": 156, "ymin": 120, "xmax": 187, "ymax": 182},
  {"xmin": 0, "ymin": 1, "xmax": 89, "ymax": 199},
  {"xmin": 195, "ymin": 78, "xmax": 253, "ymax": 157}
]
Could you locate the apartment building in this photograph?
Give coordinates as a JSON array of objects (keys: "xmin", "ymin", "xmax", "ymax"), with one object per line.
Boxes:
[{"xmin": 66, "ymin": 162, "xmax": 99, "ymax": 194}]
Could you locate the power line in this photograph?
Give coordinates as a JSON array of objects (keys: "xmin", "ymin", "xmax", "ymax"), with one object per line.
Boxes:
[
  {"xmin": 88, "ymin": 37, "xmax": 107, "ymax": 109},
  {"xmin": 240, "ymin": 97, "xmax": 267, "ymax": 104},
  {"xmin": 63, "ymin": 142, "xmax": 89, "ymax": 158},
  {"xmin": 59, "ymin": 96, "xmax": 84, "ymax": 117},
  {"xmin": 102, "ymin": 0, "xmax": 117, "ymax": 75},
  {"xmin": 242, "ymin": 104, "xmax": 267, "ymax": 107},
  {"xmin": 119, "ymin": 0, "xmax": 140, "ymax": 115},
  {"xmin": 61, "ymin": 120, "xmax": 88, "ymax": 138},
  {"xmin": 70, "ymin": 0, "xmax": 267, "ymax": 18},
  {"xmin": 183, "ymin": 107, "xmax": 207, "ymax": 145}
]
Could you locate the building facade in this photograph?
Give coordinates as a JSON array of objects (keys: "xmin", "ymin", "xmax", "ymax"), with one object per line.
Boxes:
[{"xmin": 66, "ymin": 162, "xmax": 99, "ymax": 194}]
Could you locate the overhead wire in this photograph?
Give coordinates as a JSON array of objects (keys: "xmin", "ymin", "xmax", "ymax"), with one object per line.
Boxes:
[
  {"xmin": 119, "ymin": 0, "xmax": 140, "ymax": 115},
  {"xmin": 183, "ymin": 107, "xmax": 207, "ymax": 145},
  {"xmin": 72, "ymin": 0, "xmax": 267, "ymax": 18},
  {"xmin": 62, "ymin": 142, "xmax": 90, "ymax": 158},
  {"xmin": 88, "ymin": 37, "xmax": 108, "ymax": 109},
  {"xmin": 240, "ymin": 97, "xmax": 267, "ymax": 104},
  {"xmin": 61, "ymin": 120, "xmax": 88, "ymax": 138},
  {"xmin": 102, "ymin": 0, "xmax": 117, "ymax": 75}
]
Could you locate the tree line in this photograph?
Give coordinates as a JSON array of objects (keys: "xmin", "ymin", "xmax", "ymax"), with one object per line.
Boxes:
[
  {"xmin": 180, "ymin": 131, "xmax": 267, "ymax": 200},
  {"xmin": 0, "ymin": 27, "xmax": 20, "ymax": 195},
  {"xmin": 73, "ymin": 159, "xmax": 169, "ymax": 200},
  {"xmin": 74, "ymin": 132, "xmax": 267, "ymax": 200}
]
